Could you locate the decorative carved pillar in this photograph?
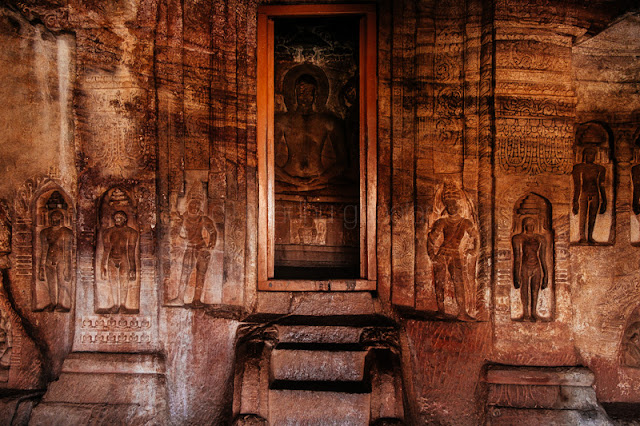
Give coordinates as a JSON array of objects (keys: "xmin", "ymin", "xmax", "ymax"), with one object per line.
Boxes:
[{"xmin": 492, "ymin": 0, "xmax": 584, "ymax": 361}]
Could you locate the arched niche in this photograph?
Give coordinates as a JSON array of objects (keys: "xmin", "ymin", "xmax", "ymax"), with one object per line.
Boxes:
[
  {"xmin": 510, "ymin": 193, "xmax": 554, "ymax": 322},
  {"xmin": 94, "ymin": 186, "xmax": 140, "ymax": 314},
  {"xmin": 571, "ymin": 121, "xmax": 614, "ymax": 245},
  {"xmin": 32, "ymin": 184, "xmax": 75, "ymax": 312}
]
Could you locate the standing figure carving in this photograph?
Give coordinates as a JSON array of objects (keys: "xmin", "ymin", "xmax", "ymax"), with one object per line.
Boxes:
[
  {"xmin": 571, "ymin": 122, "xmax": 612, "ymax": 245},
  {"xmin": 572, "ymin": 147, "xmax": 607, "ymax": 244},
  {"xmin": 95, "ymin": 187, "xmax": 140, "ymax": 314},
  {"xmin": 38, "ymin": 210, "xmax": 73, "ymax": 312},
  {"xmin": 427, "ymin": 184, "xmax": 479, "ymax": 321},
  {"xmin": 511, "ymin": 193, "xmax": 554, "ymax": 321},
  {"xmin": 512, "ymin": 218, "xmax": 548, "ymax": 321},
  {"xmin": 170, "ymin": 199, "xmax": 217, "ymax": 307},
  {"xmin": 274, "ymin": 65, "xmax": 348, "ymax": 193},
  {"xmin": 33, "ymin": 188, "xmax": 75, "ymax": 312},
  {"xmin": 101, "ymin": 211, "xmax": 138, "ymax": 314}
]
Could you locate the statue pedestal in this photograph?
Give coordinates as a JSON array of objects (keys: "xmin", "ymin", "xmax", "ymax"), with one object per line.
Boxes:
[{"xmin": 29, "ymin": 352, "xmax": 167, "ymax": 424}]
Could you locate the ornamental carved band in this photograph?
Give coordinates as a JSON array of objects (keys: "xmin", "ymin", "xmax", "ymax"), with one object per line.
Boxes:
[{"xmin": 496, "ymin": 118, "xmax": 573, "ymax": 174}]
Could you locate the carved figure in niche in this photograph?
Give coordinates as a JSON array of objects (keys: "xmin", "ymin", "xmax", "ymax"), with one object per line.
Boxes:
[
  {"xmin": 511, "ymin": 193, "xmax": 554, "ymax": 321},
  {"xmin": 96, "ymin": 187, "xmax": 140, "ymax": 314},
  {"xmin": 275, "ymin": 64, "xmax": 348, "ymax": 192},
  {"xmin": 572, "ymin": 147, "xmax": 607, "ymax": 244},
  {"xmin": 33, "ymin": 188, "xmax": 75, "ymax": 312},
  {"xmin": 170, "ymin": 198, "xmax": 217, "ymax": 307},
  {"xmin": 512, "ymin": 218, "xmax": 548, "ymax": 321},
  {"xmin": 101, "ymin": 211, "xmax": 138, "ymax": 313},
  {"xmin": 571, "ymin": 122, "xmax": 612, "ymax": 245},
  {"xmin": 622, "ymin": 321, "xmax": 640, "ymax": 368},
  {"xmin": 0, "ymin": 310, "xmax": 11, "ymax": 381},
  {"xmin": 427, "ymin": 184, "xmax": 478, "ymax": 321},
  {"xmin": 38, "ymin": 210, "xmax": 73, "ymax": 312}
]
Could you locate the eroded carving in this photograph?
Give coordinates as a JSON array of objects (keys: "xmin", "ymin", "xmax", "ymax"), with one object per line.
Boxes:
[
  {"xmin": 34, "ymin": 190, "xmax": 74, "ymax": 312},
  {"xmin": 427, "ymin": 183, "xmax": 479, "ymax": 321},
  {"xmin": 571, "ymin": 122, "xmax": 612, "ymax": 245},
  {"xmin": 622, "ymin": 321, "xmax": 640, "ymax": 368},
  {"xmin": 0, "ymin": 200, "xmax": 10, "ymax": 270},
  {"xmin": 95, "ymin": 187, "xmax": 140, "ymax": 314},
  {"xmin": 0, "ymin": 309, "xmax": 11, "ymax": 382},
  {"xmin": 496, "ymin": 118, "xmax": 573, "ymax": 175},
  {"xmin": 166, "ymin": 177, "xmax": 222, "ymax": 307},
  {"xmin": 511, "ymin": 194, "xmax": 553, "ymax": 321},
  {"xmin": 171, "ymin": 196, "xmax": 216, "ymax": 307},
  {"xmin": 80, "ymin": 315, "xmax": 152, "ymax": 346}
]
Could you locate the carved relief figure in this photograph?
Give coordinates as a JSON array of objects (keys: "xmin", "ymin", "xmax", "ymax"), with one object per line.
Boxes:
[
  {"xmin": 38, "ymin": 210, "xmax": 73, "ymax": 312},
  {"xmin": 0, "ymin": 310, "xmax": 11, "ymax": 382},
  {"xmin": 512, "ymin": 218, "xmax": 548, "ymax": 321},
  {"xmin": 166, "ymin": 177, "xmax": 222, "ymax": 307},
  {"xmin": 170, "ymin": 199, "xmax": 217, "ymax": 307},
  {"xmin": 95, "ymin": 187, "xmax": 140, "ymax": 314},
  {"xmin": 274, "ymin": 65, "xmax": 348, "ymax": 192},
  {"xmin": 571, "ymin": 122, "xmax": 613, "ymax": 245},
  {"xmin": 33, "ymin": 188, "xmax": 75, "ymax": 312},
  {"xmin": 511, "ymin": 193, "xmax": 554, "ymax": 321},
  {"xmin": 101, "ymin": 211, "xmax": 138, "ymax": 313},
  {"xmin": 572, "ymin": 147, "xmax": 607, "ymax": 244},
  {"xmin": 622, "ymin": 321, "xmax": 640, "ymax": 368},
  {"xmin": 427, "ymin": 184, "xmax": 479, "ymax": 321}
]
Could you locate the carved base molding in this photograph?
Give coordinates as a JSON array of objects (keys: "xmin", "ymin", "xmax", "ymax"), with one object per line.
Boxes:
[
  {"xmin": 29, "ymin": 352, "xmax": 168, "ymax": 424},
  {"xmin": 485, "ymin": 366, "xmax": 612, "ymax": 425}
]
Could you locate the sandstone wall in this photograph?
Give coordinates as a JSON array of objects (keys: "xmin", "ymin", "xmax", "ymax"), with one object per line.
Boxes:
[{"xmin": 0, "ymin": 0, "xmax": 637, "ymax": 424}]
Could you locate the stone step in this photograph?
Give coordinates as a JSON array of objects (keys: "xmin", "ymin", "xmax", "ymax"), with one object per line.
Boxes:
[
  {"xmin": 276, "ymin": 325, "xmax": 364, "ymax": 345},
  {"xmin": 269, "ymin": 389, "xmax": 371, "ymax": 426},
  {"xmin": 271, "ymin": 348, "xmax": 367, "ymax": 384}
]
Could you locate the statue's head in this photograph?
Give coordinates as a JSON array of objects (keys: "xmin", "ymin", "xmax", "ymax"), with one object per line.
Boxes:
[
  {"xmin": 113, "ymin": 211, "xmax": 128, "ymax": 227},
  {"xmin": 583, "ymin": 147, "xmax": 597, "ymax": 164},
  {"xmin": 522, "ymin": 217, "xmax": 536, "ymax": 233},
  {"xmin": 295, "ymin": 74, "xmax": 317, "ymax": 111},
  {"xmin": 49, "ymin": 210, "xmax": 64, "ymax": 226},
  {"xmin": 443, "ymin": 197, "xmax": 461, "ymax": 216},
  {"xmin": 187, "ymin": 199, "xmax": 202, "ymax": 215}
]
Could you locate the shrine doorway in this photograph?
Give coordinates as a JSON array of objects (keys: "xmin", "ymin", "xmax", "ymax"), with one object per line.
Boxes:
[{"xmin": 257, "ymin": 5, "xmax": 377, "ymax": 291}]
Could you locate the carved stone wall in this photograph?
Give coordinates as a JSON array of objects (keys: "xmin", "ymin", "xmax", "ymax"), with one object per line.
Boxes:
[{"xmin": 0, "ymin": 0, "xmax": 638, "ymax": 424}]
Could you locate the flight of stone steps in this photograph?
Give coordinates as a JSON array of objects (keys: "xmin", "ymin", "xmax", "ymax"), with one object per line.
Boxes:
[{"xmin": 232, "ymin": 322, "xmax": 405, "ymax": 426}]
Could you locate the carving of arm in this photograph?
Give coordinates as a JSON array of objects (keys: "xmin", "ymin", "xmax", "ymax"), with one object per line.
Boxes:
[
  {"xmin": 38, "ymin": 232, "xmax": 47, "ymax": 281},
  {"xmin": 598, "ymin": 167, "xmax": 607, "ymax": 213},
  {"xmin": 101, "ymin": 231, "xmax": 110, "ymax": 279},
  {"xmin": 539, "ymin": 237, "xmax": 548, "ymax": 289},
  {"xmin": 512, "ymin": 236, "xmax": 522, "ymax": 289},
  {"xmin": 127, "ymin": 230, "xmax": 137, "ymax": 280},
  {"xmin": 306, "ymin": 119, "xmax": 348, "ymax": 189},
  {"xmin": 427, "ymin": 221, "xmax": 442, "ymax": 260},
  {"xmin": 205, "ymin": 219, "xmax": 217, "ymax": 248},
  {"xmin": 571, "ymin": 167, "xmax": 580, "ymax": 214},
  {"xmin": 63, "ymin": 231, "xmax": 71, "ymax": 281}
]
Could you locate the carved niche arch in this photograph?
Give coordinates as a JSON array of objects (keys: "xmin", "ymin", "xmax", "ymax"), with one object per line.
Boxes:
[
  {"xmin": 510, "ymin": 193, "xmax": 554, "ymax": 322},
  {"xmin": 571, "ymin": 121, "xmax": 614, "ymax": 245},
  {"xmin": 94, "ymin": 186, "xmax": 140, "ymax": 314},
  {"xmin": 32, "ymin": 183, "xmax": 75, "ymax": 312}
]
